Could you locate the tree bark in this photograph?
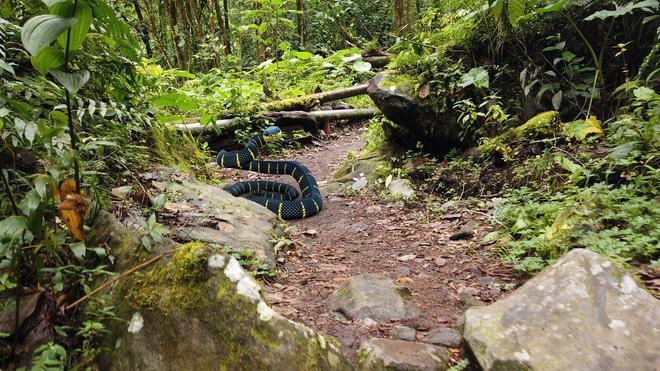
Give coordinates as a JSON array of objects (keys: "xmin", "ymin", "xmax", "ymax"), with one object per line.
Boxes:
[
  {"xmin": 131, "ymin": 0, "xmax": 153, "ymax": 57},
  {"xmin": 223, "ymin": 0, "xmax": 232, "ymax": 54},
  {"xmin": 261, "ymin": 84, "xmax": 369, "ymax": 111},
  {"xmin": 296, "ymin": 0, "xmax": 305, "ymax": 48}
]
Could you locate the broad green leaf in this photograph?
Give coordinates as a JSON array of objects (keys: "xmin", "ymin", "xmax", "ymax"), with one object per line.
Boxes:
[
  {"xmin": 21, "ymin": 15, "xmax": 76, "ymax": 55},
  {"xmin": 352, "ymin": 60, "xmax": 372, "ymax": 72},
  {"xmin": 151, "ymin": 92, "xmax": 198, "ymax": 110},
  {"xmin": 0, "ymin": 216, "xmax": 29, "ymax": 242},
  {"xmin": 51, "ymin": 1, "xmax": 93, "ymax": 51},
  {"xmin": 34, "ymin": 175, "xmax": 52, "ymax": 198},
  {"xmin": 30, "ymin": 46, "xmax": 65, "ymax": 75},
  {"xmin": 508, "ymin": 0, "xmax": 526, "ymax": 23},
  {"xmin": 633, "ymin": 86, "xmax": 655, "ymax": 100},
  {"xmin": 551, "ymin": 90, "xmax": 562, "ymax": 110},
  {"xmin": 562, "ymin": 116, "xmax": 604, "ymax": 141},
  {"xmin": 458, "ymin": 67, "xmax": 489, "ymax": 89},
  {"xmin": 70, "ymin": 242, "xmax": 86, "ymax": 260},
  {"xmin": 0, "ymin": 60, "xmax": 14, "ymax": 75},
  {"xmin": 585, "ymin": 0, "xmax": 659, "ymax": 21},
  {"xmin": 292, "ymin": 51, "xmax": 313, "ymax": 60},
  {"xmin": 49, "ymin": 69, "xmax": 90, "ymax": 94},
  {"xmin": 607, "ymin": 141, "xmax": 637, "ymax": 159},
  {"xmin": 554, "ymin": 154, "xmax": 583, "ymax": 174}
]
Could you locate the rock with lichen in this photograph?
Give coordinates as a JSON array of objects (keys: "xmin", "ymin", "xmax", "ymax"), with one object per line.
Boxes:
[
  {"xmin": 93, "ymin": 213, "xmax": 351, "ymax": 370},
  {"xmin": 144, "ymin": 167, "xmax": 279, "ymax": 269},
  {"xmin": 329, "ymin": 274, "xmax": 420, "ymax": 322},
  {"xmin": 356, "ymin": 338, "xmax": 449, "ymax": 371},
  {"xmin": 462, "ymin": 248, "xmax": 660, "ymax": 371}
]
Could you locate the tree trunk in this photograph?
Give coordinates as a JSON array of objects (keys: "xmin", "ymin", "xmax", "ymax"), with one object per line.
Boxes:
[
  {"xmin": 211, "ymin": 0, "xmax": 229, "ymax": 55},
  {"xmin": 223, "ymin": 0, "xmax": 232, "ymax": 54},
  {"xmin": 142, "ymin": 0, "xmax": 173, "ymax": 67},
  {"xmin": 131, "ymin": 0, "xmax": 153, "ymax": 57},
  {"xmin": 165, "ymin": 0, "xmax": 184, "ymax": 68},
  {"xmin": 296, "ymin": 0, "xmax": 305, "ymax": 49},
  {"xmin": 394, "ymin": 0, "xmax": 404, "ymax": 35}
]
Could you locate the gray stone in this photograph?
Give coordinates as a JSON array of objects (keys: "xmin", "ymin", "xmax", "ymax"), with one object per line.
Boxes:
[
  {"xmin": 423, "ymin": 327, "xmax": 462, "ymax": 348},
  {"xmin": 352, "ymin": 176, "xmax": 368, "ymax": 191},
  {"xmin": 433, "ymin": 257, "xmax": 447, "ymax": 267},
  {"xmin": 391, "ymin": 325, "xmax": 417, "ymax": 341},
  {"xmin": 463, "ymin": 248, "xmax": 660, "ymax": 371},
  {"xmin": 330, "ymin": 274, "xmax": 421, "ymax": 321},
  {"xmin": 388, "ymin": 179, "xmax": 416, "ymax": 200},
  {"xmin": 93, "ymin": 213, "xmax": 351, "ymax": 370},
  {"xmin": 449, "ymin": 222, "xmax": 475, "ymax": 240},
  {"xmin": 357, "ymin": 338, "xmax": 449, "ymax": 371},
  {"xmin": 148, "ymin": 167, "xmax": 277, "ymax": 269}
]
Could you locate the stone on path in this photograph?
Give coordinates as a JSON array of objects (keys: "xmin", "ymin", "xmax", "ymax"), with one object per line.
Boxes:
[
  {"xmin": 463, "ymin": 248, "xmax": 660, "ymax": 371},
  {"xmin": 388, "ymin": 178, "xmax": 416, "ymax": 200},
  {"xmin": 92, "ymin": 212, "xmax": 351, "ymax": 370},
  {"xmin": 329, "ymin": 274, "xmax": 421, "ymax": 322},
  {"xmin": 449, "ymin": 222, "xmax": 475, "ymax": 240},
  {"xmin": 391, "ymin": 325, "xmax": 417, "ymax": 341},
  {"xmin": 422, "ymin": 327, "xmax": 462, "ymax": 348},
  {"xmin": 357, "ymin": 338, "xmax": 449, "ymax": 371}
]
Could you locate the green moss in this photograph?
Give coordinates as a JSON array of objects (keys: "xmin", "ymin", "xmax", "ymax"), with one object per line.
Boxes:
[
  {"xmin": 511, "ymin": 111, "xmax": 561, "ymax": 140},
  {"xmin": 262, "ymin": 95, "xmax": 320, "ymax": 111},
  {"xmin": 126, "ymin": 242, "xmax": 211, "ymax": 315},
  {"xmin": 151, "ymin": 125, "xmax": 209, "ymax": 172}
]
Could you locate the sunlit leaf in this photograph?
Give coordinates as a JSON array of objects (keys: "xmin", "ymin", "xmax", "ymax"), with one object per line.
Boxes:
[
  {"xmin": 151, "ymin": 92, "xmax": 198, "ymax": 111},
  {"xmin": 458, "ymin": 67, "xmax": 489, "ymax": 89},
  {"xmin": 21, "ymin": 15, "xmax": 76, "ymax": 56},
  {"xmin": 51, "ymin": 1, "xmax": 93, "ymax": 51},
  {"xmin": 30, "ymin": 46, "xmax": 65, "ymax": 75},
  {"xmin": 551, "ymin": 90, "xmax": 562, "ymax": 110},
  {"xmin": 562, "ymin": 116, "xmax": 604, "ymax": 141},
  {"xmin": 352, "ymin": 60, "xmax": 371, "ymax": 72}
]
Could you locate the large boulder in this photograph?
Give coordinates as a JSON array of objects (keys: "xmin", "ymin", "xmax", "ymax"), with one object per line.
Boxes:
[
  {"xmin": 356, "ymin": 338, "xmax": 449, "ymax": 371},
  {"xmin": 145, "ymin": 167, "xmax": 278, "ymax": 269},
  {"xmin": 329, "ymin": 274, "xmax": 420, "ymax": 322},
  {"xmin": 367, "ymin": 73, "xmax": 463, "ymax": 155},
  {"xmin": 463, "ymin": 248, "xmax": 660, "ymax": 371},
  {"xmin": 92, "ymin": 213, "xmax": 351, "ymax": 370}
]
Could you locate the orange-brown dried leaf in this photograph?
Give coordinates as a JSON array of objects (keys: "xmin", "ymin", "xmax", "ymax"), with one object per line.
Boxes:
[
  {"xmin": 59, "ymin": 178, "xmax": 77, "ymax": 201},
  {"xmin": 59, "ymin": 194, "xmax": 86, "ymax": 241}
]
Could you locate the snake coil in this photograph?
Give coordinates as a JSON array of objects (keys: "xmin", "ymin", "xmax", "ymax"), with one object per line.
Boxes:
[{"xmin": 217, "ymin": 126, "xmax": 323, "ymax": 220}]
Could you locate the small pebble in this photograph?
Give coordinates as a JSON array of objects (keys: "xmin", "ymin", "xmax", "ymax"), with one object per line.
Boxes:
[
  {"xmin": 391, "ymin": 325, "xmax": 417, "ymax": 341},
  {"xmin": 434, "ymin": 257, "xmax": 447, "ymax": 267}
]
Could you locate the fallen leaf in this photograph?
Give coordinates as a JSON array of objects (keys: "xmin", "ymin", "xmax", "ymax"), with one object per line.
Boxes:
[
  {"xmin": 302, "ymin": 229, "xmax": 318, "ymax": 236},
  {"xmin": 59, "ymin": 178, "xmax": 77, "ymax": 200},
  {"xmin": 418, "ymin": 84, "xmax": 431, "ymax": 99},
  {"xmin": 59, "ymin": 194, "xmax": 86, "ymax": 241},
  {"xmin": 395, "ymin": 276, "xmax": 413, "ymax": 284}
]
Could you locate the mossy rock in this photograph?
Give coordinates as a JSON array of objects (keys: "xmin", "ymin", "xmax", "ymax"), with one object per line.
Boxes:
[
  {"xmin": 510, "ymin": 111, "xmax": 561, "ymax": 140},
  {"xmin": 94, "ymin": 213, "xmax": 351, "ymax": 370}
]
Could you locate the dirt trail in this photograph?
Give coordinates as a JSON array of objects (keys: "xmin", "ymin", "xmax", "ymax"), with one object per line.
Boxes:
[{"xmin": 261, "ymin": 123, "xmax": 520, "ymax": 360}]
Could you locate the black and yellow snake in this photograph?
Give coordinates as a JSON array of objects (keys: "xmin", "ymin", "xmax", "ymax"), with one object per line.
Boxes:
[{"xmin": 216, "ymin": 126, "xmax": 323, "ymax": 219}]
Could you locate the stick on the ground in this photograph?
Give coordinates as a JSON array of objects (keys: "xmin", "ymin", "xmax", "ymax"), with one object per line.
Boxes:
[{"xmin": 65, "ymin": 248, "xmax": 178, "ymax": 311}]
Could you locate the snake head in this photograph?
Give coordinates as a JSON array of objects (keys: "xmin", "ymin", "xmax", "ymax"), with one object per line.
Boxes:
[{"xmin": 263, "ymin": 126, "xmax": 281, "ymax": 136}]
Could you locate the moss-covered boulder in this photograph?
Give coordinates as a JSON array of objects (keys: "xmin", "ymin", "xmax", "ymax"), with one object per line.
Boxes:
[
  {"xmin": 510, "ymin": 111, "xmax": 561, "ymax": 140},
  {"xmin": 96, "ymin": 221, "xmax": 351, "ymax": 369},
  {"xmin": 463, "ymin": 249, "xmax": 660, "ymax": 370},
  {"xmin": 327, "ymin": 150, "xmax": 390, "ymax": 194},
  {"xmin": 367, "ymin": 73, "xmax": 463, "ymax": 155}
]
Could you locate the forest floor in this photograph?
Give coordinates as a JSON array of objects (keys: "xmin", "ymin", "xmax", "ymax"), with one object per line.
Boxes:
[{"xmin": 248, "ymin": 123, "xmax": 524, "ymax": 361}]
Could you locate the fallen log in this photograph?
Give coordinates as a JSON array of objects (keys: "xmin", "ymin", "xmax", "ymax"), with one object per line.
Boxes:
[
  {"xmin": 174, "ymin": 108, "xmax": 378, "ymax": 134},
  {"xmin": 261, "ymin": 84, "xmax": 369, "ymax": 111}
]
